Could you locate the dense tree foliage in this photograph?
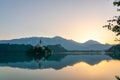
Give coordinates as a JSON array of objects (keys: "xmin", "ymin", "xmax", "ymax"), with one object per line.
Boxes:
[
  {"xmin": 0, "ymin": 44, "xmax": 32, "ymax": 53},
  {"xmin": 0, "ymin": 44, "xmax": 32, "ymax": 63},
  {"xmin": 103, "ymin": 0, "xmax": 120, "ymax": 36},
  {"xmin": 0, "ymin": 44, "xmax": 67, "ymax": 63},
  {"xmin": 116, "ymin": 76, "xmax": 120, "ymax": 80},
  {"xmin": 107, "ymin": 44, "xmax": 120, "ymax": 59}
]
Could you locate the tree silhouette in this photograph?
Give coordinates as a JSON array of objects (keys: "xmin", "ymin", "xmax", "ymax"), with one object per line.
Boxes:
[
  {"xmin": 103, "ymin": 0, "xmax": 120, "ymax": 37},
  {"xmin": 115, "ymin": 76, "xmax": 120, "ymax": 80},
  {"xmin": 103, "ymin": 1, "xmax": 120, "ymax": 80}
]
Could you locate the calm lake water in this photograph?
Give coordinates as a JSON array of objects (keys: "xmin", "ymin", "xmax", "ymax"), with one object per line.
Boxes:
[{"xmin": 0, "ymin": 52, "xmax": 120, "ymax": 80}]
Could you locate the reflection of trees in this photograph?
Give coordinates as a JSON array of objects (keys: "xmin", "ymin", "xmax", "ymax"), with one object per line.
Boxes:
[
  {"xmin": 108, "ymin": 53, "xmax": 120, "ymax": 60},
  {"xmin": 103, "ymin": 1, "xmax": 120, "ymax": 37}
]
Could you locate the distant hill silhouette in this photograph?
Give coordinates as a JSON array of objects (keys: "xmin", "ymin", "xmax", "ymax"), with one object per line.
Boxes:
[
  {"xmin": 47, "ymin": 44, "xmax": 67, "ymax": 52},
  {"xmin": 0, "ymin": 36, "xmax": 112, "ymax": 51},
  {"xmin": 82, "ymin": 40, "xmax": 101, "ymax": 46}
]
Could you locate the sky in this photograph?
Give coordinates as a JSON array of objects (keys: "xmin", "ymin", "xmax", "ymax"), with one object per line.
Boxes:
[{"xmin": 0, "ymin": 0, "xmax": 119, "ymax": 44}]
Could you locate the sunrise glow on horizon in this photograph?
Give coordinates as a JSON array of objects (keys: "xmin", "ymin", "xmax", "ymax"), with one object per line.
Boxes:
[{"xmin": 0, "ymin": 0, "xmax": 119, "ymax": 44}]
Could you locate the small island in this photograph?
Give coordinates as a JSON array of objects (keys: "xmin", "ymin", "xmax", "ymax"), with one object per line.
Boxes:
[{"xmin": 26, "ymin": 40, "xmax": 52, "ymax": 60}]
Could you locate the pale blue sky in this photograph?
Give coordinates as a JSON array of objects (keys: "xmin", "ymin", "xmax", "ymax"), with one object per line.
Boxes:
[{"xmin": 0, "ymin": 0, "xmax": 118, "ymax": 44}]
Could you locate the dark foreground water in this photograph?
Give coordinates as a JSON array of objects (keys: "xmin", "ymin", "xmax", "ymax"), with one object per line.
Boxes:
[{"xmin": 0, "ymin": 52, "xmax": 120, "ymax": 80}]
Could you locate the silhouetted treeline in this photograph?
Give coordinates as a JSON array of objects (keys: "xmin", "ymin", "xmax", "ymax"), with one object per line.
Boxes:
[
  {"xmin": 0, "ymin": 44, "xmax": 67, "ymax": 53},
  {"xmin": 0, "ymin": 44, "xmax": 33, "ymax": 63},
  {"xmin": 0, "ymin": 44, "xmax": 68, "ymax": 63},
  {"xmin": 107, "ymin": 44, "xmax": 120, "ymax": 52},
  {"xmin": 0, "ymin": 44, "xmax": 32, "ymax": 53},
  {"xmin": 107, "ymin": 44, "xmax": 120, "ymax": 60}
]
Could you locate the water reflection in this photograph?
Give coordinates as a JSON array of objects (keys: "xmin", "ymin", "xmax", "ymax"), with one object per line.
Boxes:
[
  {"xmin": 0, "ymin": 60, "xmax": 120, "ymax": 80},
  {"xmin": 0, "ymin": 52, "xmax": 114, "ymax": 69},
  {"xmin": 0, "ymin": 52, "xmax": 120, "ymax": 80}
]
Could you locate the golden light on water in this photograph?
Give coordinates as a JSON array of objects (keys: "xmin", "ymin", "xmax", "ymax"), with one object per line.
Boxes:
[
  {"xmin": 0, "ymin": 60, "xmax": 120, "ymax": 80},
  {"xmin": 67, "ymin": 60, "xmax": 120, "ymax": 80}
]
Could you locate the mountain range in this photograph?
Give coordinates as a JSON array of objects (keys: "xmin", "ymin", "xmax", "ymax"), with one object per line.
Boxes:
[{"xmin": 0, "ymin": 36, "xmax": 112, "ymax": 51}]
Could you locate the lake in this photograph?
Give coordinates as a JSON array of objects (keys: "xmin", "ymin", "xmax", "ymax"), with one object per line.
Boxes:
[{"xmin": 0, "ymin": 52, "xmax": 120, "ymax": 80}]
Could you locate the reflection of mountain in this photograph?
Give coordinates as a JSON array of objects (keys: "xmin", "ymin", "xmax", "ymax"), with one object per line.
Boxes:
[
  {"xmin": 0, "ymin": 36, "xmax": 112, "ymax": 50},
  {"xmin": 38, "ymin": 55, "xmax": 112, "ymax": 70},
  {"xmin": 0, "ymin": 54, "xmax": 112, "ymax": 70}
]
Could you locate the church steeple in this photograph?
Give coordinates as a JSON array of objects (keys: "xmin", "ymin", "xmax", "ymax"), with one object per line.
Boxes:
[{"xmin": 39, "ymin": 39, "xmax": 42, "ymax": 44}]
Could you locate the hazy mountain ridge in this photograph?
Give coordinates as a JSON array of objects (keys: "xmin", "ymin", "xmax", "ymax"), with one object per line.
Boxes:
[
  {"xmin": 0, "ymin": 36, "xmax": 112, "ymax": 51},
  {"xmin": 82, "ymin": 40, "xmax": 101, "ymax": 47}
]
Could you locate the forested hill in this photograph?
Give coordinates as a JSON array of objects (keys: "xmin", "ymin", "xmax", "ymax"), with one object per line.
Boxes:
[
  {"xmin": 0, "ymin": 44, "xmax": 32, "ymax": 53},
  {"xmin": 107, "ymin": 44, "xmax": 120, "ymax": 52}
]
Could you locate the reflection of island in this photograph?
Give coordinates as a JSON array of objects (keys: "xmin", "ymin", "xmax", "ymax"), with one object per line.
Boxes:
[{"xmin": 0, "ymin": 54, "xmax": 112, "ymax": 70}]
